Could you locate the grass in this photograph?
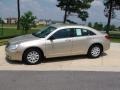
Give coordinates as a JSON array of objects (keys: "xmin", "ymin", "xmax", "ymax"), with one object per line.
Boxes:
[
  {"xmin": 1, "ymin": 24, "xmax": 17, "ymax": 28},
  {"xmin": 110, "ymin": 31, "xmax": 120, "ymax": 34},
  {"xmin": 111, "ymin": 38, "xmax": 120, "ymax": 43},
  {"xmin": 0, "ymin": 39, "xmax": 8, "ymax": 46},
  {"xmin": 0, "ymin": 25, "xmax": 46, "ymax": 46},
  {"xmin": 0, "ymin": 28, "xmax": 42, "ymax": 46},
  {"xmin": 109, "ymin": 31, "xmax": 120, "ymax": 43},
  {"xmin": 0, "ymin": 28, "xmax": 38, "ymax": 39},
  {"xmin": 0, "ymin": 25, "xmax": 46, "ymax": 39}
]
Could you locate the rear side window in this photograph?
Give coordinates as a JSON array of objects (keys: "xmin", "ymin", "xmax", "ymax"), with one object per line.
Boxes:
[
  {"xmin": 82, "ymin": 29, "xmax": 96, "ymax": 36},
  {"xmin": 74, "ymin": 28, "xmax": 82, "ymax": 37},
  {"xmin": 74, "ymin": 28, "xmax": 96, "ymax": 37}
]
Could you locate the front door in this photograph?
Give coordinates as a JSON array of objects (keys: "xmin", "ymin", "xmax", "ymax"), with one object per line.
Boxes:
[{"xmin": 45, "ymin": 28, "xmax": 73, "ymax": 58}]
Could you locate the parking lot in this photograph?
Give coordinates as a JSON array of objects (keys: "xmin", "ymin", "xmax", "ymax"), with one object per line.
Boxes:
[{"xmin": 0, "ymin": 43, "xmax": 120, "ymax": 71}]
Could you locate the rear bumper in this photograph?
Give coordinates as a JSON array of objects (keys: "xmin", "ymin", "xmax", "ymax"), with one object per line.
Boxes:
[{"xmin": 103, "ymin": 40, "xmax": 110, "ymax": 51}]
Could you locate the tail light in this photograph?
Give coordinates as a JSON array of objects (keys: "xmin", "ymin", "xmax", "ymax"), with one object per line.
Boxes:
[{"xmin": 105, "ymin": 35, "xmax": 110, "ymax": 40}]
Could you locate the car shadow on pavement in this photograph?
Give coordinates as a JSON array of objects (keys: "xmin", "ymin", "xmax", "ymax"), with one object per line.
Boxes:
[
  {"xmin": 43, "ymin": 55, "xmax": 87, "ymax": 63},
  {"xmin": 43, "ymin": 53, "xmax": 107, "ymax": 63},
  {"xmin": 5, "ymin": 53, "xmax": 107, "ymax": 65}
]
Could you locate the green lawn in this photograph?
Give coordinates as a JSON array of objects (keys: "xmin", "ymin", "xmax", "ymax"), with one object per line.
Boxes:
[
  {"xmin": 109, "ymin": 31, "xmax": 120, "ymax": 43},
  {"xmin": 2, "ymin": 24, "xmax": 17, "ymax": 28},
  {"xmin": 0, "ymin": 25, "xmax": 46, "ymax": 46},
  {"xmin": 0, "ymin": 28, "xmax": 39, "ymax": 39},
  {"xmin": 0, "ymin": 39, "xmax": 8, "ymax": 46},
  {"xmin": 110, "ymin": 31, "xmax": 120, "ymax": 34},
  {"xmin": 111, "ymin": 38, "xmax": 120, "ymax": 43},
  {"xmin": 0, "ymin": 27, "xmax": 40, "ymax": 46},
  {"xmin": 0, "ymin": 25, "xmax": 46, "ymax": 39}
]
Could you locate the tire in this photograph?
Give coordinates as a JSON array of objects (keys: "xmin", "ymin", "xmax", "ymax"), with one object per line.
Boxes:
[
  {"xmin": 87, "ymin": 45, "xmax": 102, "ymax": 58},
  {"xmin": 23, "ymin": 48, "xmax": 43, "ymax": 65}
]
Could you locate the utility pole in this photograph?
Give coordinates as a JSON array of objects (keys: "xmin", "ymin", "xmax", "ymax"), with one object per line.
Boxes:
[
  {"xmin": 63, "ymin": 0, "xmax": 69, "ymax": 24},
  {"xmin": 106, "ymin": 0, "xmax": 113, "ymax": 34},
  {"xmin": 17, "ymin": 0, "xmax": 20, "ymax": 30},
  {"xmin": 63, "ymin": 6, "xmax": 68, "ymax": 23}
]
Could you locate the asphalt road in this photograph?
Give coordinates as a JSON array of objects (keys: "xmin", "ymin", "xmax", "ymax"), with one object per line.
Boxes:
[{"xmin": 0, "ymin": 71, "xmax": 120, "ymax": 90}]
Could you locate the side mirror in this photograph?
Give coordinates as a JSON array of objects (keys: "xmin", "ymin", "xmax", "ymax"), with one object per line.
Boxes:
[{"xmin": 49, "ymin": 36, "xmax": 55, "ymax": 41}]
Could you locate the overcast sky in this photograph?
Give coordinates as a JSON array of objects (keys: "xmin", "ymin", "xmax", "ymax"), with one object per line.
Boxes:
[{"xmin": 0, "ymin": 0, "xmax": 120, "ymax": 26}]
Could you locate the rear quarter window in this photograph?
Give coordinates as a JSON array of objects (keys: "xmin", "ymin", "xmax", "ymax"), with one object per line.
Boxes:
[{"xmin": 82, "ymin": 29, "xmax": 96, "ymax": 36}]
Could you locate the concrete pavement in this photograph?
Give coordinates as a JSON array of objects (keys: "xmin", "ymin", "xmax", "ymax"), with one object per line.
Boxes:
[{"xmin": 0, "ymin": 43, "xmax": 120, "ymax": 71}]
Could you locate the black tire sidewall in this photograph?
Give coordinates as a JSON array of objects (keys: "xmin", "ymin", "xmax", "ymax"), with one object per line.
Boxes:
[
  {"xmin": 23, "ymin": 49, "xmax": 42, "ymax": 65},
  {"xmin": 88, "ymin": 45, "xmax": 102, "ymax": 58}
]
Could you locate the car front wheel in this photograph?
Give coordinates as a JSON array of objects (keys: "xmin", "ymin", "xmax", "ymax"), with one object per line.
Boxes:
[{"xmin": 23, "ymin": 48, "xmax": 42, "ymax": 65}]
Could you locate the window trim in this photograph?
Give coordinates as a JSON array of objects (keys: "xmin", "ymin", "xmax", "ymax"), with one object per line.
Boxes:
[
  {"xmin": 47, "ymin": 27, "xmax": 96, "ymax": 40},
  {"xmin": 82, "ymin": 29, "xmax": 96, "ymax": 36},
  {"xmin": 49, "ymin": 28, "xmax": 74, "ymax": 40},
  {"xmin": 73, "ymin": 28, "xmax": 96, "ymax": 37}
]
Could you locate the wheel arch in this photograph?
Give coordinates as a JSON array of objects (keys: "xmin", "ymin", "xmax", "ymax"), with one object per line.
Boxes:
[
  {"xmin": 22, "ymin": 47, "xmax": 45, "ymax": 61},
  {"xmin": 88, "ymin": 43, "xmax": 103, "ymax": 53}
]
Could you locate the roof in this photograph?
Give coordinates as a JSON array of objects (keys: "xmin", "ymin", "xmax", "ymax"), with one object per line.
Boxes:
[
  {"xmin": 50, "ymin": 23, "xmax": 101, "ymax": 35},
  {"xmin": 50, "ymin": 23, "xmax": 91, "ymax": 29}
]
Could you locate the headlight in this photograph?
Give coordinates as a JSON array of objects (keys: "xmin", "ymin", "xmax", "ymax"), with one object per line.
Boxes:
[{"xmin": 9, "ymin": 44, "xmax": 19, "ymax": 50}]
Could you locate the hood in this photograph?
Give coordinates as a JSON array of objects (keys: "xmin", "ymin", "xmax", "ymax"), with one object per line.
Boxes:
[{"xmin": 9, "ymin": 34, "xmax": 39, "ymax": 44}]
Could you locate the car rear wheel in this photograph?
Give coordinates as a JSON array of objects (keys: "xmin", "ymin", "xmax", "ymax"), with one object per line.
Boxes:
[
  {"xmin": 23, "ymin": 48, "xmax": 42, "ymax": 65},
  {"xmin": 87, "ymin": 45, "xmax": 102, "ymax": 58}
]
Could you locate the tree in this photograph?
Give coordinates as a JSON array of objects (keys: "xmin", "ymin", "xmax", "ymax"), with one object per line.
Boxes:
[
  {"xmin": 0, "ymin": 17, "xmax": 2, "ymax": 23},
  {"xmin": 118, "ymin": 26, "xmax": 120, "ymax": 31},
  {"xmin": 88, "ymin": 22, "xmax": 92, "ymax": 27},
  {"xmin": 110, "ymin": 25, "xmax": 116, "ymax": 31},
  {"xmin": 20, "ymin": 11, "xmax": 36, "ymax": 34},
  {"xmin": 104, "ymin": 25, "xmax": 108, "ymax": 31},
  {"xmin": 93, "ymin": 22, "xmax": 103, "ymax": 30},
  {"xmin": 0, "ymin": 17, "xmax": 4, "ymax": 35},
  {"xmin": 104, "ymin": 24, "xmax": 116, "ymax": 31},
  {"xmin": 17, "ymin": 0, "xmax": 21, "ymax": 30},
  {"xmin": 0, "ymin": 17, "xmax": 4, "ymax": 25},
  {"xmin": 57, "ymin": 0, "xmax": 94, "ymax": 23},
  {"xmin": 104, "ymin": 0, "xmax": 120, "ymax": 34}
]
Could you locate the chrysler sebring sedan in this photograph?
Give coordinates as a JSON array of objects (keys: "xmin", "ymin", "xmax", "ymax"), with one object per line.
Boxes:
[{"xmin": 5, "ymin": 24, "xmax": 110, "ymax": 65}]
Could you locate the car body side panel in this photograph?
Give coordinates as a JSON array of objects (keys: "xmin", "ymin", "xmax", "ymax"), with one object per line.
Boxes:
[
  {"xmin": 45, "ymin": 38, "xmax": 73, "ymax": 58},
  {"xmin": 71, "ymin": 36, "xmax": 91, "ymax": 55}
]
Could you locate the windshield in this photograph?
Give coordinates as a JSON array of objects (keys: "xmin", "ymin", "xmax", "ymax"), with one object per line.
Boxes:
[{"xmin": 32, "ymin": 26, "xmax": 56, "ymax": 38}]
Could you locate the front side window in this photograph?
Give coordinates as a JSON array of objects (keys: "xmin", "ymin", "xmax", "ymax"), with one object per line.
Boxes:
[
  {"xmin": 32, "ymin": 26, "xmax": 56, "ymax": 38},
  {"xmin": 52, "ymin": 29, "xmax": 74, "ymax": 39}
]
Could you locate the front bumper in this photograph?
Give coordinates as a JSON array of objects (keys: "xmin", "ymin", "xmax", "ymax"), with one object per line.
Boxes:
[{"xmin": 5, "ymin": 46, "xmax": 23, "ymax": 61}]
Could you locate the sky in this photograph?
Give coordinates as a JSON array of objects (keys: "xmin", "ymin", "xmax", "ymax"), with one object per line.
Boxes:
[{"xmin": 0, "ymin": 0, "xmax": 120, "ymax": 26}]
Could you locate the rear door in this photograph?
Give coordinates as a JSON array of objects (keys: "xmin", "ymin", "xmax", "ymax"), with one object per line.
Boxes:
[{"xmin": 72, "ymin": 28, "xmax": 95, "ymax": 55}]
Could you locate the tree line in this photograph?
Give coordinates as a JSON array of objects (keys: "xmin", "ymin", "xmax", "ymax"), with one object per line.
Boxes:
[
  {"xmin": 88, "ymin": 22, "xmax": 119, "ymax": 31},
  {"xmin": 15, "ymin": 0, "xmax": 120, "ymax": 34}
]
